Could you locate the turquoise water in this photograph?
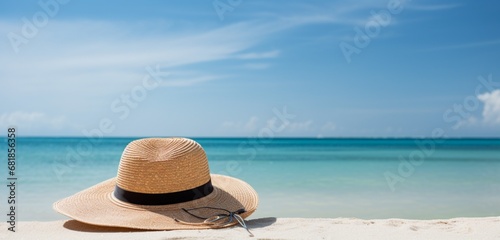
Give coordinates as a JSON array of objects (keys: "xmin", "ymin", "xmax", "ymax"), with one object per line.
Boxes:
[{"xmin": 1, "ymin": 137, "xmax": 500, "ymax": 221}]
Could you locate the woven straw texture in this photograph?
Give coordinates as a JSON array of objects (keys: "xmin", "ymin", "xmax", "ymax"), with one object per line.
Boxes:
[
  {"xmin": 53, "ymin": 138, "xmax": 258, "ymax": 230},
  {"xmin": 117, "ymin": 138, "xmax": 210, "ymax": 193}
]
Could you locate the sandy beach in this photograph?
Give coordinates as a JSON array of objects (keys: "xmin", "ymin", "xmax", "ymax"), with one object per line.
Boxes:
[{"xmin": 2, "ymin": 217, "xmax": 499, "ymax": 240}]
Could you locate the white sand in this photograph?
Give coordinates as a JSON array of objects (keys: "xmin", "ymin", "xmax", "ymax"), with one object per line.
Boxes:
[{"xmin": 2, "ymin": 217, "xmax": 499, "ymax": 240}]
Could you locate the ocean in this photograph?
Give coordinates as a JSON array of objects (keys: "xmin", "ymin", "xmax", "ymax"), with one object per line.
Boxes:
[{"xmin": 1, "ymin": 137, "xmax": 500, "ymax": 221}]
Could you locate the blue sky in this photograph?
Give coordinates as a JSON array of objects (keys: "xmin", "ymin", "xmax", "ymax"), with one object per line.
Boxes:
[{"xmin": 1, "ymin": 0, "xmax": 500, "ymax": 137}]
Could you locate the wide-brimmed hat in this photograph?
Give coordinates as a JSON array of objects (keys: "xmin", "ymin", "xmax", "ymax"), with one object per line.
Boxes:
[{"xmin": 53, "ymin": 137, "xmax": 258, "ymax": 230}]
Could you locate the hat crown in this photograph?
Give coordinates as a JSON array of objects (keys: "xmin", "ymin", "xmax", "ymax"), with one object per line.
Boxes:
[{"xmin": 116, "ymin": 138, "xmax": 210, "ymax": 194}]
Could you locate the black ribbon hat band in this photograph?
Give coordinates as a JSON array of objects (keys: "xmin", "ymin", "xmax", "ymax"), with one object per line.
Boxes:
[{"xmin": 113, "ymin": 180, "xmax": 214, "ymax": 205}]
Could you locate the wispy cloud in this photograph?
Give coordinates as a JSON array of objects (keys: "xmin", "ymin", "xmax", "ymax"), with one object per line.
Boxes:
[
  {"xmin": 160, "ymin": 75, "xmax": 219, "ymax": 87},
  {"xmin": 265, "ymin": 118, "xmax": 314, "ymax": 133},
  {"xmin": 321, "ymin": 121, "xmax": 337, "ymax": 131},
  {"xmin": 453, "ymin": 116, "xmax": 479, "ymax": 129},
  {"xmin": 244, "ymin": 116, "xmax": 260, "ymax": 131},
  {"xmin": 0, "ymin": 16, "xmax": 332, "ymax": 100},
  {"xmin": 286, "ymin": 120, "xmax": 314, "ymax": 132},
  {"xmin": 0, "ymin": 20, "xmax": 282, "ymax": 107},
  {"xmin": 0, "ymin": 111, "xmax": 73, "ymax": 131},
  {"xmin": 158, "ymin": 71, "xmax": 224, "ymax": 87},
  {"xmin": 241, "ymin": 63, "xmax": 272, "ymax": 70},
  {"xmin": 236, "ymin": 50, "xmax": 280, "ymax": 59},
  {"xmin": 222, "ymin": 116, "xmax": 315, "ymax": 136},
  {"xmin": 221, "ymin": 116, "xmax": 260, "ymax": 133}
]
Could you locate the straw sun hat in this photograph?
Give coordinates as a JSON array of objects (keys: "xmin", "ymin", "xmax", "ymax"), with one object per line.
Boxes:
[{"xmin": 53, "ymin": 138, "xmax": 258, "ymax": 230}]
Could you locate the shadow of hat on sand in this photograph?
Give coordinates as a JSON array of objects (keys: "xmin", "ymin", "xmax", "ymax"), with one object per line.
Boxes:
[{"xmin": 63, "ymin": 217, "xmax": 277, "ymax": 233}]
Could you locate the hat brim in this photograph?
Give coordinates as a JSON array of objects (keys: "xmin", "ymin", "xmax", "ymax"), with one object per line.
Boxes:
[{"xmin": 53, "ymin": 174, "xmax": 258, "ymax": 230}]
